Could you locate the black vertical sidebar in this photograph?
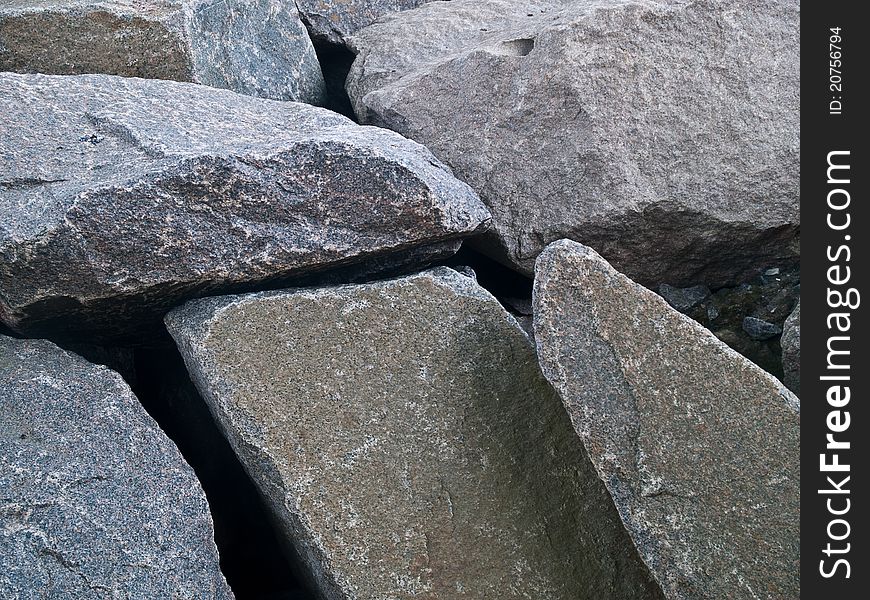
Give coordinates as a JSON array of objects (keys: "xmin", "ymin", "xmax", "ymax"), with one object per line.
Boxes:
[{"xmin": 801, "ymin": 2, "xmax": 869, "ymax": 597}]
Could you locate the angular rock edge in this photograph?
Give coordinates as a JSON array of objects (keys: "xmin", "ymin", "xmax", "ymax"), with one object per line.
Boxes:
[
  {"xmin": 0, "ymin": 73, "xmax": 490, "ymax": 342},
  {"xmin": 0, "ymin": 335, "xmax": 232, "ymax": 598},
  {"xmin": 0, "ymin": 0, "xmax": 326, "ymax": 104},
  {"xmin": 345, "ymin": 0, "xmax": 800, "ymax": 287},
  {"xmin": 533, "ymin": 239, "xmax": 800, "ymax": 600},
  {"xmin": 166, "ymin": 267, "xmax": 664, "ymax": 599}
]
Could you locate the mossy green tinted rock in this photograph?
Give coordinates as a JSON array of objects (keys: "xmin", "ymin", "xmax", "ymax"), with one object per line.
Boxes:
[
  {"xmin": 166, "ymin": 268, "xmax": 662, "ymax": 600},
  {"xmin": 0, "ymin": 73, "xmax": 489, "ymax": 342},
  {"xmin": 0, "ymin": 335, "xmax": 231, "ymax": 598},
  {"xmin": 534, "ymin": 240, "xmax": 800, "ymax": 599},
  {"xmin": 0, "ymin": 0, "xmax": 326, "ymax": 103}
]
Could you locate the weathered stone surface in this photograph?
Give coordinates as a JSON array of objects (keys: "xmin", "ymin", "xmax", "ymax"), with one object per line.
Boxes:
[
  {"xmin": 533, "ymin": 240, "xmax": 800, "ymax": 600},
  {"xmin": 297, "ymin": 0, "xmax": 434, "ymax": 45},
  {"xmin": 0, "ymin": 0, "xmax": 326, "ymax": 103},
  {"xmin": 347, "ymin": 0, "xmax": 800, "ymax": 286},
  {"xmin": 0, "ymin": 335, "xmax": 231, "ymax": 598},
  {"xmin": 166, "ymin": 268, "xmax": 662, "ymax": 600},
  {"xmin": 781, "ymin": 300, "xmax": 800, "ymax": 395},
  {"xmin": 0, "ymin": 73, "xmax": 489, "ymax": 342}
]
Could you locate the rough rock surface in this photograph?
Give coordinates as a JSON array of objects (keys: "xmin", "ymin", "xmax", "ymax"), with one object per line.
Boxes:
[
  {"xmin": 0, "ymin": 335, "xmax": 231, "ymax": 598},
  {"xmin": 347, "ymin": 0, "xmax": 800, "ymax": 286},
  {"xmin": 297, "ymin": 0, "xmax": 434, "ymax": 45},
  {"xmin": 0, "ymin": 73, "xmax": 489, "ymax": 341},
  {"xmin": 533, "ymin": 240, "xmax": 800, "ymax": 600},
  {"xmin": 166, "ymin": 268, "xmax": 663, "ymax": 600},
  {"xmin": 0, "ymin": 0, "xmax": 326, "ymax": 104},
  {"xmin": 780, "ymin": 300, "xmax": 800, "ymax": 395}
]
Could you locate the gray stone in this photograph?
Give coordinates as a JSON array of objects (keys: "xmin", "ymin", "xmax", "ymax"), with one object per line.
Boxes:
[
  {"xmin": 533, "ymin": 240, "xmax": 800, "ymax": 600},
  {"xmin": 0, "ymin": 73, "xmax": 490, "ymax": 342},
  {"xmin": 0, "ymin": 335, "xmax": 231, "ymax": 599},
  {"xmin": 450, "ymin": 264, "xmax": 477, "ymax": 280},
  {"xmin": 657, "ymin": 284, "xmax": 711, "ymax": 313},
  {"xmin": 298, "ymin": 0, "xmax": 434, "ymax": 45},
  {"xmin": 742, "ymin": 316, "xmax": 782, "ymax": 341},
  {"xmin": 346, "ymin": 0, "xmax": 800, "ymax": 286},
  {"xmin": 166, "ymin": 268, "xmax": 662, "ymax": 600},
  {"xmin": 0, "ymin": 0, "xmax": 326, "ymax": 104},
  {"xmin": 780, "ymin": 300, "xmax": 799, "ymax": 395}
]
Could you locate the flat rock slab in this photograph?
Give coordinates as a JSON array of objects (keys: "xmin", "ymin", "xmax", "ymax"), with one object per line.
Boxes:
[
  {"xmin": 0, "ymin": 73, "xmax": 489, "ymax": 342},
  {"xmin": 0, "ymin": 335, "xmax": 231, "ymax": 598},
  {"xmin": 0, "ymin": 0, "xmax": 326, "ymax": 103},
  {"xmin": 166, "ymin": 268, "xmax": 662, "ymax": 600},
  {"xmin": 780, "ymin": 300, "xmax": 800, "ymax": 395},
  {"xmin": 347, "ymin": 0, "xmax": 800, "ymax": 286},
  {"xmin": 533, "ymin": 240, "xmax": 800, "ymax": 599},
  {"xmin": 298, "ymin": 0, "xmax": 434, "ymax": 45}
]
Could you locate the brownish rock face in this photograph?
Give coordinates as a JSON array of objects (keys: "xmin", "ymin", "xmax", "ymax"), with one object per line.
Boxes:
[{"xmin": 166, "ymin": 268, "xmax": 663, "ymax": 600}]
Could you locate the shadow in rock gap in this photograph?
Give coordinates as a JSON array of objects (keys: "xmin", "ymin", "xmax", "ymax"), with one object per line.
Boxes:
[
  {"xmin": 131, "ymin": 344, "xmax": 314, "ymax": 600},
  {"xmin": 313, "ymin": 40, "xmax": 357, "ymax": 121},
  {"xmin": 444, "ymin": 244, "xmax": 799, "ymax": 380},
  {"xmin": 444, "ymin": 244, "xmax": 536, "ymax": 337},
  {"xmin": 0, "ymin": 320, "xmax": 20, "ymax": 339},
  {"xmin": 655, "ymin": 265, "xmax": 800, "ymax": 380}
]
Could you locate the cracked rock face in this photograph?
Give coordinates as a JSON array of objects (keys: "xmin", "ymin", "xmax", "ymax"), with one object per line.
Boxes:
[
  {"xmin": 0, "ymin": 335, "xmax": 231, "ymax": 599},
  {"xmin": 347, "ymin": 0, "xmax": 800, "ymax": 286},
  {"xmin": 297, "ymin": 0, "xmax": 434, "ymax": 45},
  {"xmin": 166, "ymin": 268, "xmax": 663, "ymax": 600},
  {"xmin": 0, "ymin": 73, "xmax": 490, "ymax": 342},
  {"xmin": 533, "ymin": 240, "xmax": 800, "ymax": 600},
  {"xmin": 0, "ymin": 0, "xmax": 326, "ymax": 103},
  {"xmin": 780, "ymin": 300, "xmax": 799, "ymax": 395}
]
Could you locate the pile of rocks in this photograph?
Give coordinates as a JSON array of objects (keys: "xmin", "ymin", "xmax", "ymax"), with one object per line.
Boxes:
[{"xmin": 2, "ymin": 1, "xmax": 799, "ymax": 598}]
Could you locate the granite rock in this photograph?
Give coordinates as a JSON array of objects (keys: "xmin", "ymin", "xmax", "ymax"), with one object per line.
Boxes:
[
  {"xmin": 780, "ymin": 300, "xmax": 799, "ymax": 395},
  {"xmin": 0, "ymin": 73, "xmax": 489, "ymax": 342},
  {"xmin": 0, "ymin": 0, "xmax": 326, "ymax": 103},
  {"xmin": 166, "ymin": 268, "xmax": 662, "ymax": 600},
  {"xmin": 297, "ymin": 0, "xmax": 434, "ymax": 45},
  {"xmin": 0, "ymin": 335, "xmax": 231, "ymax": 598},
  {"xmin": 347, "ymin": 0, "xmax": 800, "ymax": 286},
  {"xmin": 533, "ymin": 240, "xmax": 800, "ymax": 600}
]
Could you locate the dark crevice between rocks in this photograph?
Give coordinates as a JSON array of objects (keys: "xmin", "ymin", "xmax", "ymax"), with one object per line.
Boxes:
[
  {"xmin": 654, "ymin": 265, "xmax": 800, "ymax": 380},
  {"xmin": 126, "ymin": 344, "xmax": 315, "ymax": 600},
  {"xmin": 9, "ymin": 239, "xmax": 463, "ymax": 348},
  {"xmin": 312, "ymin": 40, "xmax": 357, "ymax": 121},
  {"xmin": 443, "ymin": 244, "xmax": 536, "ymax": 338},
  {"xmin": 0, "ymin": 320, "xmax": 21, "ymax": 339}
]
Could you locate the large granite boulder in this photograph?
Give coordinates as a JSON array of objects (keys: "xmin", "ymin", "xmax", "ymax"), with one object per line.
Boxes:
[
  {"xmin": 0, "ymin": 0, "xmax": 326, "ymax": 103},
  {"xmin": 533, "ymin": 240, "xmax": 800, "ymax": 599},
  {"xmin": 0, "ymin": 73, "xmax": 490, "ymax": 342},
  {"xmin": 0, "ymin": 335, "xmax": 231, "ymax": 598},
  {"xmin": 297, "ymin": 0, "xmax": 434, "ymax": 45},
  {"xmin": 166, "ymin": 268, "xmax": 662, "ymax": 599},
  {"xmin": 346, "ymin": 0, "xmax": 800, "ymax": 286},
  {"xmin": 780, "ymin": 300, "xmax": 800, "ymax": 395}
]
